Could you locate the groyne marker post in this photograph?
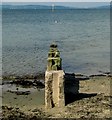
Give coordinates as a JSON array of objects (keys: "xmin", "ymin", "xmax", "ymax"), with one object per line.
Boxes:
[{"xmin": 45, "ymin": 44, "xmax": 65, "ymax": 108}]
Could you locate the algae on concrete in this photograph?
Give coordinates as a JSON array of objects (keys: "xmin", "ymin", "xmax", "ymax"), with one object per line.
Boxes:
[{"xmin": 47, "ymin": 43, "xmax": 62, "ymax": 71}]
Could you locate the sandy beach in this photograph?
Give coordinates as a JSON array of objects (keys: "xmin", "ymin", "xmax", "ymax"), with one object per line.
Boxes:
[{"xmin": 2, "ymin": 73, "xmax": 111, "ymax": 119}]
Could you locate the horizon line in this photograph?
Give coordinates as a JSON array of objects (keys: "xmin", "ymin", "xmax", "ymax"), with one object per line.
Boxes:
[{"xmin": 1, "ymin": 2, "xmax": 110, "ymax": 8}]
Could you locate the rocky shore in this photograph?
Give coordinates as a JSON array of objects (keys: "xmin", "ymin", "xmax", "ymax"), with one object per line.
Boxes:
[
  {"xmin": 2, "ymin": 73, "xmax": 45, "ymax": 81},
  {"xmin": 1, "ymin": 73, "xmax": 111, "ymax": 119},
  {"xmin": 2, "ymin": 105, "xmax": 49, "ymax": 120}
]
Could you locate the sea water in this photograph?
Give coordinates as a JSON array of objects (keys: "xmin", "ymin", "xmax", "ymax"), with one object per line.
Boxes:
[{"xmin": 2, "ymin": 9, "xmax": 110, "ymax": 76}]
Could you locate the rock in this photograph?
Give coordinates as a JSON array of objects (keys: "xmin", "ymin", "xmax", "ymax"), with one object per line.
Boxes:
[
  {"xmin": 12, "ymin": 79, "xmax": 45, "ymax": 88},
  {"xmin": 2, "ymin": 106, "xmax": 28, "ymax": 120},
  {"xmin": 32, "ymin": 108, "xmax": 40, "ymax": 112},
  {"xmin": 7, "ymin": 90, "xmax": 30, "ymax": 95},
  {"xmin": 89, "ymin": 74, "xmax": 107, "ymax": 77},
  {"xmin": 11, "ymin": 79, "xmax": 33, "ymax": 86},
  {"xmin": 33, "ymin": 80, "xmax": 45, "ymax": 88},
  {"xmin": 16, "ymin": 91, "xmax": 30, "ymax": 95}
]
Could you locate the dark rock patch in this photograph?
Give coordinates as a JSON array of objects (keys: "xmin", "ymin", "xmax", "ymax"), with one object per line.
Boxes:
[
  {"xmin": 4, "ymin": 79, "xmax": 45, "ymax": 89},
  {"xmin": 7, "ymin": 90, "xmax": 30, "ymax": 95}
]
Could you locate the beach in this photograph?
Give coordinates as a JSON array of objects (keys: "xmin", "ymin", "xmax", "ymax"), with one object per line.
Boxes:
[
  {"xmin": 1, "ymin": 4, "xmax": 110, "ymax": 119},
  {"xmin": 2, "ymin": 73, "xmax": 111, "ymax": 119}
]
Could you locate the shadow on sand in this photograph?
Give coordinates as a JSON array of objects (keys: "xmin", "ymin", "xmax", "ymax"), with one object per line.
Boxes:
[
  {"xmin": 65, "ymin": 93, "xmax": 97, "ymax": 105},
  {"xmin": 64, "ymin": 73, "xmax": 97, "ymax": 105}
]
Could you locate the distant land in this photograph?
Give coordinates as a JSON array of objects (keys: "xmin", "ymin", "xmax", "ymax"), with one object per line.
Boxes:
[
  {"xmin": 1, "ymin": 5, "xmax": 72, "ymax": 10},
  {"xmin": 1, "ymin": 5, "xmax": 110, "ymax": 10},
  {"xmin": 95, "ymin": 5, "xmax": 110, "ymax": 9}
]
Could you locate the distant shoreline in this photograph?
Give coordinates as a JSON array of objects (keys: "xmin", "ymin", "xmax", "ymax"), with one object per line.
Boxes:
[{"xmin": 1, "ymin": 4, "xmax": 110, "ymax": 10}]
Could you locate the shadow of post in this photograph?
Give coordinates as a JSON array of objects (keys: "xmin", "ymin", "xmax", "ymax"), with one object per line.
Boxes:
[{"xmin": 64, "ymin": 73, "xmax": 97, "ymax": 105}]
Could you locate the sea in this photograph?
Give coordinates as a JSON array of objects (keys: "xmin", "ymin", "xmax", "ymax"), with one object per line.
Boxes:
[{"xmin": 2, "ymin": 9, "xmax": 110, "ymax": 76}]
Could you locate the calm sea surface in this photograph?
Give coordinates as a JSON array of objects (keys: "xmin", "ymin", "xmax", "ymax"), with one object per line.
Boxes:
[{"xmin": 2, "ymin": 9, "xmax": 110, "ymax": 76}]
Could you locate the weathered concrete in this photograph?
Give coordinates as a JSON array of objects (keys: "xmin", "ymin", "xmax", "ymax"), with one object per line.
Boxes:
[
  {"xmin": 45, "ymin": 43, "xmax": 79, "ymax": 108},
  {"xmin": 45, "ymin": 70, "xmax": 65, "ymax": 108},
  {"xmin": 45, "ymin": 44, "xmax": 65, "ymax": 108}
]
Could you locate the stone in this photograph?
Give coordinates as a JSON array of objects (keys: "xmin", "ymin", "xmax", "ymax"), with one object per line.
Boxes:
[{"xmin": 45, "ymin": 70, "xmax": 65, "ymax": 108}]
